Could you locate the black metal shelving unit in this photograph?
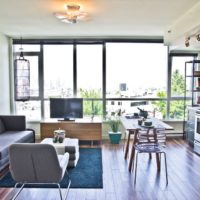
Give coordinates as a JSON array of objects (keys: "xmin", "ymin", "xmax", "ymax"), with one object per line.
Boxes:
[{"xmin": 184, "ymin": 60, "xmax": 200, "ymax": 145}]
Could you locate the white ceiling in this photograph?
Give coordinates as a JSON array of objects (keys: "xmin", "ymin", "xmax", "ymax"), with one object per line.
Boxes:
[{"xmin": 0, "ymin": 0, "xmax": 199, "ymax": 41}]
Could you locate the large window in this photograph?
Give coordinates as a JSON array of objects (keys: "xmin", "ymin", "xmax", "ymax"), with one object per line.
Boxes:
[
  {"xmin": 106, "ymin": 43, "xmax": 168, "ymax": 119},
  {"xmin": 13, "ymin": 40, "xmax": 197, "ymax": 121},
  {"xmin": 169, "ymin": 55, "xmax": 196, "ymax": 119},
  {"xmin": 171, "ymin": 56, "xmax": 194, "ymax": 97},
  {"xmin": 77, "ymin": 45, "xmax": 103, "ymax": 116},
  {"xmin": 77, "ymin": 45, "xmax": 103, "ymax": 97}
]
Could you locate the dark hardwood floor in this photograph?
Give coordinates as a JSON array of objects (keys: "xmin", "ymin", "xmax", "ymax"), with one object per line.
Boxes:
[{"xmin": 1, "ymin": 139, "xmax": 200, "ymax": 200}]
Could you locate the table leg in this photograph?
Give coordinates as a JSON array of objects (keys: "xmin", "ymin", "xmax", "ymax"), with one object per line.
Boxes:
[
  {"xmin": 156, "ymin": 153, "xmax": 160, "ymax": 171},
  {"xmin": 124, "ymin": 131, "xmax": 131, "ymax": 159},
  {"xmin": 128, "ymin": 130, "xmax": 138, "ymax": 172}
]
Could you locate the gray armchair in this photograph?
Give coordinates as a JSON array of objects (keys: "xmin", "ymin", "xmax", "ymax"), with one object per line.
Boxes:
[{"xmin": 9, "ymin": 143, "xmax": 71, "ymax": 200}]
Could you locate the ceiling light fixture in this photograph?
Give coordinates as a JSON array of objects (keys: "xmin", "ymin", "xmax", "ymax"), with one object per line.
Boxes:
[{"xmin": 54, "ymin": 4, "xmax": 89, "ymax": 24}]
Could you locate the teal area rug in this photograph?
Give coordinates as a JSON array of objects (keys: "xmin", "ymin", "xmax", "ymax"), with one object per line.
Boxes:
[{"xmin": 0, "ymin": 148, "xmax": 103, "ymax": 188}]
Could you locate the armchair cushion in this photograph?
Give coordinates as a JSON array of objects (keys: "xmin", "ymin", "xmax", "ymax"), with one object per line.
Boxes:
[{"xmin": 58, "ymin": 153, "xmax": 70, "ymax": 177}]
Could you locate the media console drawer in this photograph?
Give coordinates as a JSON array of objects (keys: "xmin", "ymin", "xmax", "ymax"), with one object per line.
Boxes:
[{"xmin": 40, "ymin": 121, "xmax": 102, "ymax": 141}]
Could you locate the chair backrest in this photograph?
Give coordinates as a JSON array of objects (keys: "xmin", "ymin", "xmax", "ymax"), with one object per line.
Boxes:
[
  {"xmin": 137, "ymin": 128, "xmax": 166, "ymax": 145},
  {"xmin": 9, "ymin": 143, "xmax": 62, "ymax": 183}
]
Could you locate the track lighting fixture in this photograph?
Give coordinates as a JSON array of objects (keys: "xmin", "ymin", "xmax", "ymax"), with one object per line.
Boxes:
[{"xmin": 185, "ymin": 32, "xmax": 200, "ymax": 47}]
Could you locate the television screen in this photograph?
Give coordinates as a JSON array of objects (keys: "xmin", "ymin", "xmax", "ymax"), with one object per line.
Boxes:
[{"xmin": 50, "ymin": 98, "xmax": 83, "ymax": 120}]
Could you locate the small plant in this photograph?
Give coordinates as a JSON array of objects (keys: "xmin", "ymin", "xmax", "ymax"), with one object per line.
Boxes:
[
  {"xmin": 106, "ymin": 117, "xmax": 122, "ymax": 144},
  {"xmin": 107, "ymin": 117, "xmax": 121, "ymax": 133}
]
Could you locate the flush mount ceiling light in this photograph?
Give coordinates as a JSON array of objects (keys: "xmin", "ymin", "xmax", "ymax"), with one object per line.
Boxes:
[{"xmin": 54, "ymin": 4, "xmax": 89, "ymax": 24}]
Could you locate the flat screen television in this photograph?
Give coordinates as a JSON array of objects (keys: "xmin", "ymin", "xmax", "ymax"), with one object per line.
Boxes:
[{"xmin": 50, "ymin": 98, "xmax": 83, "ymax": 121}]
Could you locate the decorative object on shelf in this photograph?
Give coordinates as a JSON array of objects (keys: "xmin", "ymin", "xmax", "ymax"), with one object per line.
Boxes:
[
  {"xmin": 194, "ymin": 71, "xmax": 200, "ymax": 76},
  {"xmin": 54, "ymin": 3, "xmax": 89, "ymax": 24},
  {"xmin": 14, "ymin": 38, "xmax": 30, "ymax": 101},
  {"xmin": 53, "ymin": 128, "xmax": 65, "ymax": 143},
  {"xmin": 197, "ymin": 78, "xmax": 200, "ymax": 90},
  {"xmin": 197, "ymin": 96, "xmax": 200, "ymax": 104},
  {"xmin": 106, "ymin": 117, "xmax": 122, "ymax": 144}
]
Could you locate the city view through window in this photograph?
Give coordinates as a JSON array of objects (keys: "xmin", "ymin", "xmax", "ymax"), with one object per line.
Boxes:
[{"xmin": 14, "ymin": 43, "xmax": 194, "ymax": 121}]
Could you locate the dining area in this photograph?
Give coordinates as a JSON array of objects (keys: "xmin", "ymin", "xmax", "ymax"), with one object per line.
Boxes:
[{"xmin": 121, "ymin": 115, "xmax": 173, "ymax": 185}]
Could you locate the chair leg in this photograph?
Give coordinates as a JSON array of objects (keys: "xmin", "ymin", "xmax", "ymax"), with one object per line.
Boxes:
[
  {"xmin": 159, "ymin": 153, "xmax": 161, "ymax": 169},
  {"xmin": 57, "ymin": 184, "xmax": 63, "ymax": 200},
  {"xmin": 12, "ymin": 183, "xmax": 25, "ymax": 200},
  {"xmin": 57, "ymin": 171, "xmax": 71, "ymax": 200},
  {"xmin": 149, "ymin": 153, "xmax": 152, "ymax": 159},
  {"xmin": 64, "ymin": 171, "xmax": 71, "ymax": 200},
  {"xmin": 134, "ymin": 152, "xmax": 139, "ymax": 184},
  {"xmin": 163, "ymin": 152, "xmax": 168, "ymax": 185}
]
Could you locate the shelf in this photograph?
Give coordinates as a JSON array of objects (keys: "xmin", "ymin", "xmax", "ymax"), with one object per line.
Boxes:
[
  {"xmin": 192, "ymin": 104, "xmax": 200, "ymax": 107},
  {"xmin": 186, "ymin": 90, "xmax": 200, "ymax": 91},
  {"xmin": 184, "ymin": 60, "xmax": 200, "ymax": 146},
  {"xmin": 186, "ymin": 75, "xmax": 200, "ymax": 77},
  {"xmin": 189, "ymin": 90, "xmax": 200, "ymax": 92}
]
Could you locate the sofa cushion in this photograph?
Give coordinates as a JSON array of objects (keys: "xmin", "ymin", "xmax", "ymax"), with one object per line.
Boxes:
[
  {"xmin": 0, "ymin": 119, "xmax": 5, "ymax": 134},
  {"xmin": 0, "ymin": 130, "xmax": 34, "ymax": 160}
]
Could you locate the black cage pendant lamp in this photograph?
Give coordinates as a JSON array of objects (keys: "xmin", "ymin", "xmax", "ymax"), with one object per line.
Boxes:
[{"xmin": 14, "ymin": 38, "xmax": 30, "ymax": 101}]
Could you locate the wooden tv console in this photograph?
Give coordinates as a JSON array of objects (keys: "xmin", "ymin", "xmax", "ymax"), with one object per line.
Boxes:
[{"xmin": 40, "ymin": 118, "xmax": 102, "ymax": 142}]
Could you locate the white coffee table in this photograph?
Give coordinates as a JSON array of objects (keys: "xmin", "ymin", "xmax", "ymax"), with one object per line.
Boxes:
[{"xmin": 41, "ymin": 138, "xmax": 79, "ymax": 167}]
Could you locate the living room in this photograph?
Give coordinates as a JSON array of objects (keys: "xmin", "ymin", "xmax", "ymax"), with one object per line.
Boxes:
[{"xmin": 1, "ymin": 0, "xmax": 200, "ymax": 200}]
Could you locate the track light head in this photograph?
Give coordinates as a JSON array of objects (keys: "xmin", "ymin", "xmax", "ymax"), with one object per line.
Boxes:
[
  {"xmin": 196, "ymin": 34, "xmax": 200, "ymax": 42},
  {"xmin": 185, "ymin": 37, "xmax": 190, "ymax": 47}
]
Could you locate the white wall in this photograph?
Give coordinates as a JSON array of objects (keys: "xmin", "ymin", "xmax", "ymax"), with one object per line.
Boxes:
[{"xmin": 0, "ymin": 33, "xmax": 10, "ymax": 114}]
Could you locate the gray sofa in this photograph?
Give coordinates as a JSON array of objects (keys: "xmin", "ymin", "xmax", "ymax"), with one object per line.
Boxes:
[{"xmin": 0, "ymin": 115, "xmax": 35, "ymax": 171}]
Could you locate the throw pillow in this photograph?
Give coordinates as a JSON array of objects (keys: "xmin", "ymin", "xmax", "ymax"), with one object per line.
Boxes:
[{"xmin": 0, "ymin": 119, "xmax": 5, "ymax": 134}]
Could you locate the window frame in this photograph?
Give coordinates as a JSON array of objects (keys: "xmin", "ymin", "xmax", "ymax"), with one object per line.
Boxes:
[
  {"xmin": 167, "ymin": 53, "xmax": 198, "ymax": 119},
  {"xmin": 12, "ymin": 39, "xmax": 199, "ymax": 121}
]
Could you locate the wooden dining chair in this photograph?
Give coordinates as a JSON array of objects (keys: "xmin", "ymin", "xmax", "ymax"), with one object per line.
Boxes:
[{"xmin": 133, "ymin": 128, "xmax": 168, "ymax": 185}]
